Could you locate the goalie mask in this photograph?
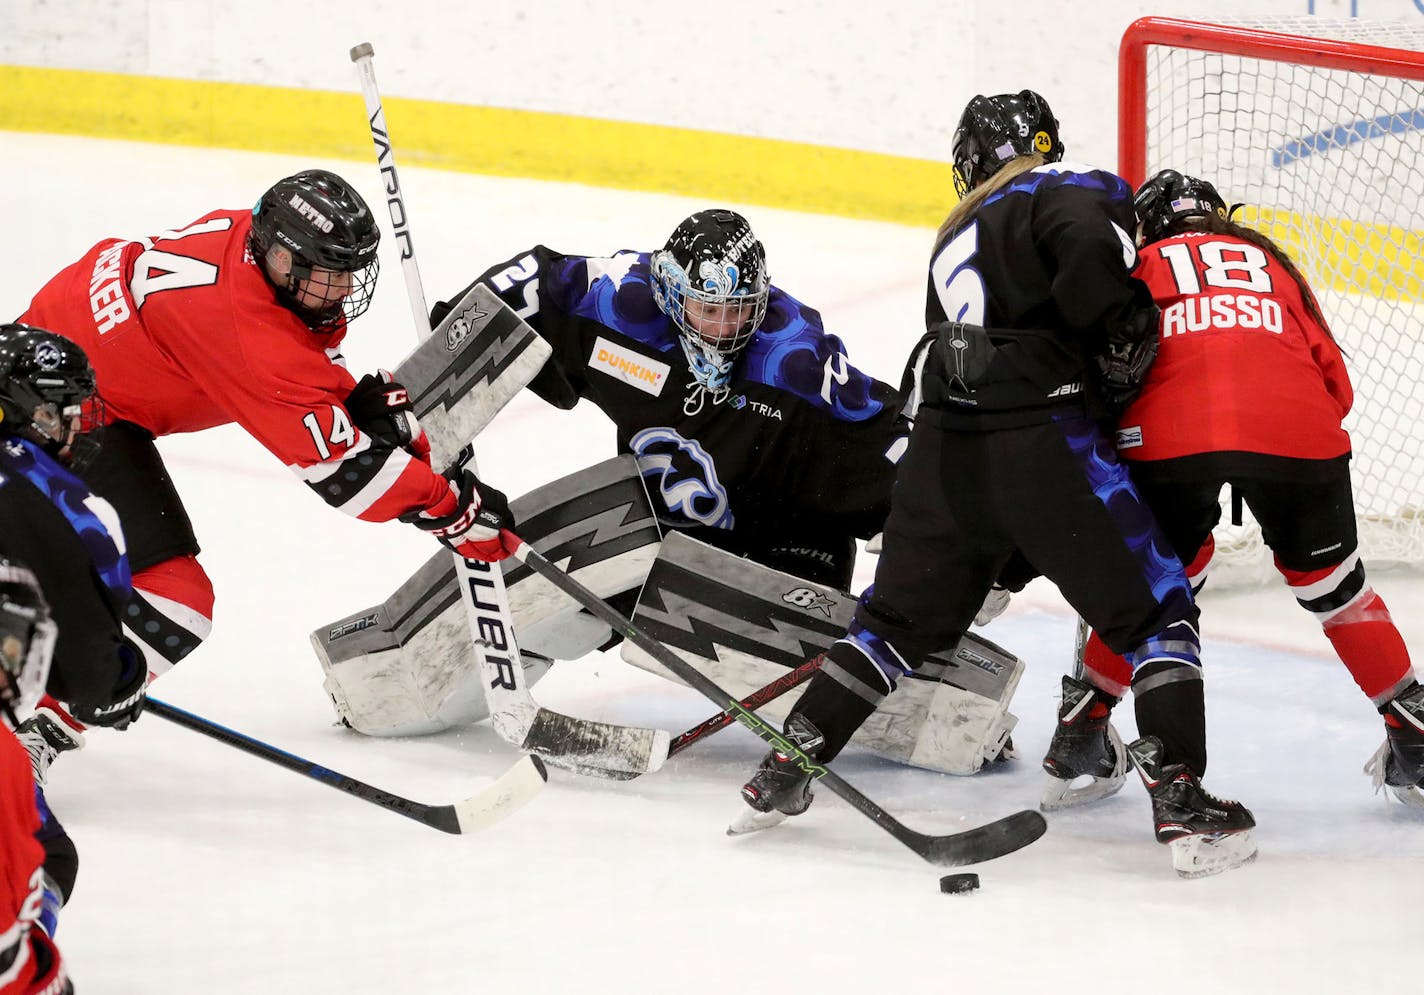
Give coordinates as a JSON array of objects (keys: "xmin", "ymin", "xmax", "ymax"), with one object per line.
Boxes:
[
  {"xmin": 1134, "ymin": 169, "xmax": 1228, "ymax": 246},
  {"xmin": 0, "ymin": 322, "xmax": 103, "ymax": 468},
  {"xmin": 250, "ymin": 169, "xmax": 381, "ymax": 333},
  {"xmin": 952, "ymin": 90, "xmax": 1064, "ymax": 197},
  {"xmin": 651, "ymin": 209, "xmax": 769, "ymax": 394},
  {"xmin": 0, "ymin": 560, "xmax": 56, "ymax": 728}
]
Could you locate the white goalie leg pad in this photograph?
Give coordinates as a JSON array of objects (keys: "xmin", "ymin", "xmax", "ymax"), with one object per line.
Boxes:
[
  {"xmin": 1169, "ymin": 830, "xmax": 1259, "ymax": 879},
  {"xmin": 622, "ymin": 532, "xmax": 1025, "ymax": 775},
  {"xmin": 315, "ymin": 455, "xmax": 659, "ymax": 736}
]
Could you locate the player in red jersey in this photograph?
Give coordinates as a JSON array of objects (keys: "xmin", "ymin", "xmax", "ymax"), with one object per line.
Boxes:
[
  {"xmin": 14, "ymin": 170, "xmax": 516, "ymax": 777},
  {"xmin": 1046, "ymin": 170, "xmax": 1422, "ymax": 812},
  {"xmin": 0, "ymin": 562, "xmax": 71, "ymax": 995}
]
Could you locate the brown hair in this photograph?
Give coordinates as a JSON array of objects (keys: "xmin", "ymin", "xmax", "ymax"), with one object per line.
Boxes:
[
  {"xmin": 936, "ymin": 154, "xmax": 1048, "ymax": 244},
  {"xmin": 1161, "ymin": 212, "xmax": 1337, "ymax": 344}
]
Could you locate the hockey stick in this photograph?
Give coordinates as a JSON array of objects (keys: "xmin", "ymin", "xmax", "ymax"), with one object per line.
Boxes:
[
  {"xmin": 147, "ymin": 698, "xmax": 546, "ymax": 834},
  {"xmin": 667, "ymin": 655, "xmax": 825, "ymax": 758},
  {"xmin": 504, "ymin": 536, "xmax": 1047, "ymax": 868},
  {"xmin": 349, "ymin": 43, "xmax": 669, "ymax": 779}
]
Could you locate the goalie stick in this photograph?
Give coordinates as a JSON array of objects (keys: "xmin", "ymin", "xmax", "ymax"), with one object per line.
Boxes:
[
  {"xmin": 148, "ymin": 698, "xmax": 546, "ymax": 834},
  {"xmin": 503, "ymin": 535, "xmax": 1047, "ymax": 868},
  {"xmin": 350, "ymin": 42, "xmax": 669, "ymax": 779}
]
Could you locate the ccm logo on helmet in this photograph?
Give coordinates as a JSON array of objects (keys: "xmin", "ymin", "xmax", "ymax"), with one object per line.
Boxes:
[{"xmin": 288, "ymin": 194, "xmax": 336, "ymax": 234}]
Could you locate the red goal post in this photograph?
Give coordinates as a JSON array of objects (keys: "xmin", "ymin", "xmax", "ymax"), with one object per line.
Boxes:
[{"xmin": 1118, "ymin": 16, "xmax": 1424, "ymax": 583}]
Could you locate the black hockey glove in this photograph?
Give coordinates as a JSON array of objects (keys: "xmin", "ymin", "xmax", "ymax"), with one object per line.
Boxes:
[
  {"xmin": 346, "ymin": 370, "xmax": 430, "ymax": 460},
  {"xmin": 1096, "ymin": 304, "xmax": 1161, "ymax": 412},
  {"xmin": 70, "ymin": 637, "xmax": 147, "ymax": 730}
]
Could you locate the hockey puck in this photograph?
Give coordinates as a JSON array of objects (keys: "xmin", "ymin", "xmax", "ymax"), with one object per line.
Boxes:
[{"xmin": 939, "ymin": 873, "xmax": 980, "ymax": 894}]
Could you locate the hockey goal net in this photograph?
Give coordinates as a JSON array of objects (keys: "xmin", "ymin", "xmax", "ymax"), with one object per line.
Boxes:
[{"xmin": 1120, "ymin": 16, "xmax": 1424, "ymax": 585}]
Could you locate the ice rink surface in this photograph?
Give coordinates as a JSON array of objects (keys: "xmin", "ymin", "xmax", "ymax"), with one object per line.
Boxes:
[{"xmin": 4, "ymin": 132, "xmax": 1421, "ymax": 994}]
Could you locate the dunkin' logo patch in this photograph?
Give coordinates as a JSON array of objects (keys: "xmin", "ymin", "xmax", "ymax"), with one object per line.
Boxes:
[{"xmin": 591, "ymin": 336, "xmax": 670, "ymax": 396}]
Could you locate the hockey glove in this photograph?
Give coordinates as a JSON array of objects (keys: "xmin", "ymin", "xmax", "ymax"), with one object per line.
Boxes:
[
  {"xmin": 1097, "ymin": 303, "xmax": 1160, "ymax": 412},
  {"xmin": 345, "ymin": 370, "xmax": 431, "ymax": 463},
  {"xmin": 974, "ymin": 585, "xmax": 1012, "ymax": 627},
  {"xmin": 403, "ymin": 468, "xmax": 518, "ymax": 562},
  {"xmin": 70, "ymin": 637, "xmax": 147, "ymax": 730}
]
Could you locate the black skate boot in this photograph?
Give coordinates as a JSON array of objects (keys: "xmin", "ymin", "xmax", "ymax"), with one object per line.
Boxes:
[
  {"xmin": 1128, "ymin": 735, "xmax": 1257, "ymax": 878},
  {"xmin": 731, "ymin": 714, "xmax": 824, "ymax": 836},
  {"xmin": 1364, "ymin": 682, "xmax": 1424, "ymax": 810},
  {"xmin": 1040, "ymin": 675, "xmax": 1126, "ymax": 811}
]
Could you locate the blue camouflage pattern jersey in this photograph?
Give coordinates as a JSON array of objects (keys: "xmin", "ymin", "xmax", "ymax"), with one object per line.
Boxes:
[
  {"xmin": 438, "ymin": 246, "xmax": 907, "ymax": 544},
  {"xmin": 0, "ymin": 436, "xmax": 134, "ymax": 711}
]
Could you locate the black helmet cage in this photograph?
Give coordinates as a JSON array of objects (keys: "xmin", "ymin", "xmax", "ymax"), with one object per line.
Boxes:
[
  {"xmin": 650, "ymin": 209, "xmax": 769, "ymax": 388},
  {"xmin": 952, "ymin": 90, "xmax": 1064, "ymax": 198},
  {"xmin": 250, "ymin": 169, "xmax": 381, "ymax": 331},
  {"xmin": 1134, "ymin": 169, "xmax": 1229, "ymax": 246},
  {"xmin": 0, "ymin": 323, "xmax": 103, "ymax": 464},
  {"xmin": 0, "ymin": 559, "xmax": 56, "ymax": 725}
]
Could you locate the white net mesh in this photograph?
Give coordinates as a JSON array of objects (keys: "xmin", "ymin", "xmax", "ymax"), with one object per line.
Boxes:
[{"xmin": 1137, "ymin": 17, "xmax": 1424, "ymax": 586}]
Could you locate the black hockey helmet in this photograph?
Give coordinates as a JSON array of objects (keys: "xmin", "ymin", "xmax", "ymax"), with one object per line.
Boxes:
[
  {"xmin": 0, "ymin": 322, "xmax": 102, "ymax": 464},
  {"xmin": 952, "ymin": 90, "xmax": 1064, "ymax": 197},
  {"xmin": 250, "ymin": 169, "xmax": 381, "ymax": 330},
  {"xmin": 1134, "ymin": 169, "xmax": 1228, "ymax": 246},
  {"xmin": 0, "ymin": 558, "xmax": 56, "ymax": 727},
  {"xmin": 650, "ymin": 209, "xmax": 769, "ymax": 391}
]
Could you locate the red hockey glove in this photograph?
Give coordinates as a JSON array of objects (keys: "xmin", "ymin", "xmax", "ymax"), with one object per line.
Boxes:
[
  {"xmin": 402, "ymin": 468, "xmax": 518, "ymax": 562},
  {"xmin": 345, "ymin": 370, "xmax": 431, "ymax": 464}
]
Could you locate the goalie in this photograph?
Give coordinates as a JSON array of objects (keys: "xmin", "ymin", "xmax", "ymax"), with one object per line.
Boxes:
[{"xmin": 315, "ymin": 209, "xmax": 1025, "ymax": 775}]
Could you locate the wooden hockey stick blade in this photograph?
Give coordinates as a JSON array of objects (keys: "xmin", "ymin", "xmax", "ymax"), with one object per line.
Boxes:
[
  {"xmin": 506, "ymin": 537, "xmax": 1048, "ymax": 867},
  {"xmin": 147, "ymin": 698, "xmax": 547, "ymax": 834}
]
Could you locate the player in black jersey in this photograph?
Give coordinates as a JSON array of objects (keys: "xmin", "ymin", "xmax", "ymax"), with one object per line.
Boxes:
[
  {"xmin": 738, "ymin": 92, "xmax": 1256, "ymax": 878},
  {"xmin": 434, "ymin": 208, "xmax": 907, "ymax": 590},
  {"xmin": 0, "ymin": 322, "xmax": 148, "ymax": 960}
]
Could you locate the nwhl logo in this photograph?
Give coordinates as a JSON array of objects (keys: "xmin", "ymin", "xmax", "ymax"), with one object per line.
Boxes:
[{"xmin": 33, "ymin": 342, "xmax": 62, "ymax": 370}]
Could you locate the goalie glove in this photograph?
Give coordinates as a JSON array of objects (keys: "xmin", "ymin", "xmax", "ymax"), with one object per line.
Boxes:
[
  {"xmin": 403, "ymin": 468, "xmax": 518, "ymax": 562},
  {"xmin": 345, "ymin": 370, "xmax": 431, "ymax": 464}
]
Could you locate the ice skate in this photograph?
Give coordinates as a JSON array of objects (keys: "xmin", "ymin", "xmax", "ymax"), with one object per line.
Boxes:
[
  {"xmin": 1364, "ymin": 683, "xmax": 1424, "ymax": 811},
  {"xmin": 1041, "ymin": 675, "xmax": 1126, "ymax": 811},
  {"xmin": 731, "ymin": 714, "xmax": 823, "ymax": 836},
  {"xmin": 1129, "ymin": 735, "xmax": 1257, "ymax": 879},
  {"xmin": 16, "ymin": 707, "xmax": 85, "ymax": 788}
]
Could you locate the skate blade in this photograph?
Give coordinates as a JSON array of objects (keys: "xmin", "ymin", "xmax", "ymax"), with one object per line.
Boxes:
[
  {"xmin": 1386, "ymin": 783, "xmax": 1424, "ymax": 812},
  {"xmin": 726, "ymin": 807, "xmax": 789, "ymax": 836},
  {"xmin": 1040, "ymin": 770, "xmax": 1126, "ymax": 811},
  {"xmin": 1169, "ymin": 830, "xmax": 1258, "ymax": 879}
]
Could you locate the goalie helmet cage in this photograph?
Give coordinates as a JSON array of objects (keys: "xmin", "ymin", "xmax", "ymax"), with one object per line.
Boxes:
[{"xmin": 1119, "ymin": 15, "xmax": 1424, "ymax": 585}]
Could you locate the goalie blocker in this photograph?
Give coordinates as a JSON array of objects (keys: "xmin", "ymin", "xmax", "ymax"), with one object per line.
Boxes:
[{"xmin": 623, "ymin": 533, "xmax": 1023, "ymax": 776}]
